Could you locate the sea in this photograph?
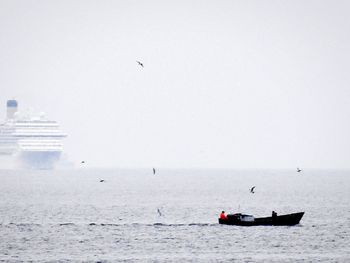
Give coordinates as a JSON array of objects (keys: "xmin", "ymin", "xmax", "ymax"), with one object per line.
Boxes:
[{"xmin": 0, "ymin": 169, "xmax": 349, "ymax": 262}]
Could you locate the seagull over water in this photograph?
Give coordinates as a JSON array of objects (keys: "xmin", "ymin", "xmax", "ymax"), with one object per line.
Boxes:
[
  {"xmin": 136, "ymin": 61, "xmax": 144, "ymax": 67},
  {"xmin": 153, "ymin": 168, "xmax": 156, "ymax": 175},
  {"xmin": 157, "ymin": 208, "xmax": 162, "ymax": 216},
  {"xmin": 250, "ymin": 186, "xmax": 256, "ymax": 194},
  {"xmin": 297, "ymin": 168, "xmax": 302, "ymax": 173},
  {"xmin": 100, "ymin": 179, "xmax": 105, "ymax": 183}
]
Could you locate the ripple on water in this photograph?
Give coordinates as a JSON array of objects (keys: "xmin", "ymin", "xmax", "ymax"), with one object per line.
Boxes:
[{"xmin": 0, "ymin": 169, "xmax": 349, "ymax": 261}]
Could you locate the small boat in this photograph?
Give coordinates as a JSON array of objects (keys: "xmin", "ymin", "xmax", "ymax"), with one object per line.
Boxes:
[{"xmin": 219, "ymin": 212, "xmax": 304, "ymax": 226}]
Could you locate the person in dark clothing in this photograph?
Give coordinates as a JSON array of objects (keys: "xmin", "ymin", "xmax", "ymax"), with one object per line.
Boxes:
[{"xmin": 272, "ymin": 211, "xmax": 277, "ymax": 223}]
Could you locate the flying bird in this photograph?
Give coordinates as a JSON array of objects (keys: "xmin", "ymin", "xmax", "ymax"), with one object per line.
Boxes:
[
  {"xmin": 136, "ymin": 61, "xmax": 144, "ymax": 67},
  {"xmin": 250, "ymin": 186, "xmax": 256, "ymax": 193},
  {"xmin": 297, "ymin": 168, "xmax": 302, "ymax": 173},
  {"xmin": 100, "ymin": 179, "xmax": 105, "ymax": 183},
  {"xmin": 157, "ymin": 208, "xmax": 162, "ymax": 216},
  {"xmin": 81, "ymin": 161, "xmax": 85, "ymax": 164},
  {"xmin": 153, "ymin": 168, "xmax": 156, "ymax": 175}
]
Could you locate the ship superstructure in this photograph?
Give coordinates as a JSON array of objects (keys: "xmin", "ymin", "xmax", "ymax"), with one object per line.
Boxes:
[{"xmin": 0, "ymin": 100, "xmax": 67, "ymax": 169}]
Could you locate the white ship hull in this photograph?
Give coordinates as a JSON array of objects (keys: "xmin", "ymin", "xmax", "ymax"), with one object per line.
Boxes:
[{"xmin": 18, "ymin": 151, "xmax": 62, "ymax": 169}]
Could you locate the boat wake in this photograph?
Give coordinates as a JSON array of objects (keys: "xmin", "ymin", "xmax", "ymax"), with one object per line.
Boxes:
[{"xmin": 1, "ymin": 222, "xmax": 217, "ymax": 227}]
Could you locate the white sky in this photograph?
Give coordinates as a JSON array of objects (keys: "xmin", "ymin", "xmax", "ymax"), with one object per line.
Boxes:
[{"xmin": 1, "ymin": 0, "xmax": 350, "ymax": 169}]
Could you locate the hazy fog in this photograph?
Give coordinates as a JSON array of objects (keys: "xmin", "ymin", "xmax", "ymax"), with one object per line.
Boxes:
[{"xmin": 1, "ymin": 0, "xmax": 349, "ymax": 169}]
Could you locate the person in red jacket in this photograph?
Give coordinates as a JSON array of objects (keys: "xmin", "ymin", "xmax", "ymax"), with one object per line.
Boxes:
[{"xmin": 220, "ymin": 211, "xmax": 228, "ymax": 220}]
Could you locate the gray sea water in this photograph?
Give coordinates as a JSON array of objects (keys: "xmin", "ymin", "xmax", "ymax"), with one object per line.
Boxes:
[{"xmin": 0, "ymin": 169, "xmax": 349, "ymax": 262}]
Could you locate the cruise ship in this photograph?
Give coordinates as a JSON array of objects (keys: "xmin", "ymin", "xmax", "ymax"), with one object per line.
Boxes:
[{"xmin": 0, "ymin": 100, "xmax": 67, "ymax": 169}]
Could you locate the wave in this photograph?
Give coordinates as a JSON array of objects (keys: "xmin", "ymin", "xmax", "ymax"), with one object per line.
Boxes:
[
  {"xmin": 59, "ymin": 223, "xmax": 75, "ymax": 226},
  {"xmin": 6, "ymin": 223, "xmax": 42, "ymax": 227},
  {"xmin": 1, "ymin": 222, "xmax": 217, "ymax": 227},
  {"xmin": 153, "ymin": 223, "xmax": 215, "ymax": 227},
  {"xmin": 89, "ymin": 222, "xmax": 216, "ymax": 227}
]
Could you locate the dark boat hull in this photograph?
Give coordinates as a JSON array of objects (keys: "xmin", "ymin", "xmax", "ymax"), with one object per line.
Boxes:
[{"xmin": 219, "ymin": 212, "xmax": 304, "ymax": 226}]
